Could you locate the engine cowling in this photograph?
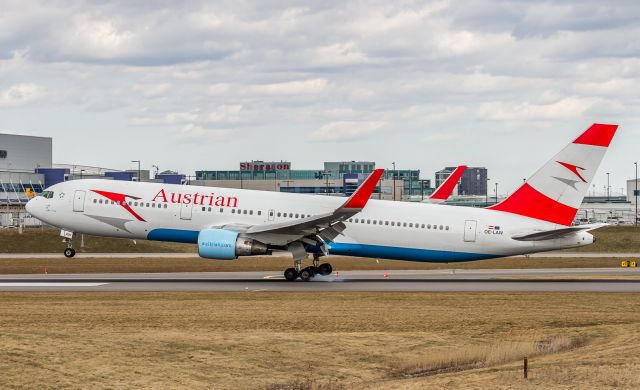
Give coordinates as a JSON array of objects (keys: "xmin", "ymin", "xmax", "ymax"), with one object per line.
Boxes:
[{"xmin": 197, "ymin": 228, "xmax": 269, "ymax": 260}]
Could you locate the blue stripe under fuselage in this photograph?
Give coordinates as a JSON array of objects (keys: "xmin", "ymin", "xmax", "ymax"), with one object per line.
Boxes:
[{"xmin": 147, "ymin": 228, "xmax": 499, "ymax": 263}]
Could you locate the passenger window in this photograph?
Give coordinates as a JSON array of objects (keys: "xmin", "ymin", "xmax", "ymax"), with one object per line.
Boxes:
[
  {"xmin": 93, "ymin": 199, "xmax": 97, "ymax": 203},
  {"xmin": 367, "ymin": 219, "xmax": 371, "ymax": 224},
  {"xmin": 220, "ymin": 208, "xmax": 224, "ymax": 213},
  {"xmin": 427, "ymin": 224, "xmax": 431, "ymax": 229},
  {"xmin": 146, "ymin": 203, "xmax": 149, "ymax": 207},
  {"xmin": 446, "ymin": 226, "xmax": 450, "ymax": 231},
  {"xmin": 439, "ymin": 225, "xmax": 443, "ymax": 230},
  {"xmin": 243, "ymin": 210, "xmax": 247, "ymax": 215},
  {"xmin": 295, "ymin": 213, "xmax": 299, "ymax": 218},
  {"xmin": 403, "ymin": 222, "xmax": 407, "ymax": 227},
  {"xmin": 232, "ymin": 209, "xmax": 236, "ymax": 214},
  {"xmin": 409, "ymin": 223, "xmax": 413, "ymax": 228},
  {"xmin": 201, "ymin": 207, "xmax": 205, "ymax": 211},
  {"xmin": 258, "ymin": 211, "xmax": 262, "ymax": 216},
  {"xmin": 289, "ymin": 213, "xmax": 293, "ymax": 218},
  {"xmin": 385, "ymin": 221, "xmax": 389, "ymax": 226},
  {"xmin": 373, "ymin": 220, "xmax": 377, "ymax": 225},
  {"xmin": 421, "ymin": 224, "xmax": 425, "ymax": 228},
  {"xmin": 277, "ymin": 212, "xmax": 281, "ymax": 217},
  {"xmin": 391, "ymin": 222, "xmax": 395, "ymax": 226},
  {"xmin": 415, "ymin": 224, "xmax": 419, "ymax": 228},
  {"xmin": 250, "ymin": 210, "xmax": 253, "ymax": 215},
  {"xmin": 164, "ymin": 204, "xmax": 167, "ymax": 208}
]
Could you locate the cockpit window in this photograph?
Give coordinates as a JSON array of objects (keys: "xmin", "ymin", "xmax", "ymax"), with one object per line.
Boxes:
[{"xmin": 41, "ymin": 191, "xmax": 54, "ymax": 199}]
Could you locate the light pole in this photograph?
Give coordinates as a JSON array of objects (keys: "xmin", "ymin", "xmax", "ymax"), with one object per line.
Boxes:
[
  {"xmin": 606, "ymin": 172, "xmax": 610, "ymax": 202},
  {"xmin": 392, "ymin": 162, "xmax": 396, "ymax": 201},
  {"xmin": 131, "ymin": 160, "xmax": 141, "ymax": 182},
  {"xmin": 494, "ymin": 182, "xmax": 498, "ymax": 204},
  {"xmin": 635, "ymin": 162, "xmax": 638, "ymax": 225},
  {"xmin": 485, "ymin": 178, "xmax": 490, "ymax": 206}
]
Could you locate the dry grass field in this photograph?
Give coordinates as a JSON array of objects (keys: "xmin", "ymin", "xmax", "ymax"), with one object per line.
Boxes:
[
  {"xmin": 0, "ymin": 255, "xmax": 632, "ymax": 274},
  {"xmin": 0, "ymin": 292, "xmax": 639, "ymax": 389}
]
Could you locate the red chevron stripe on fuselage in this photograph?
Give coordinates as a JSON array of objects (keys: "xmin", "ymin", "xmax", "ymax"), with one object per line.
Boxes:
[{"xmin": 91, "ymin": 190, "xmax": 146, "ymax": 222}]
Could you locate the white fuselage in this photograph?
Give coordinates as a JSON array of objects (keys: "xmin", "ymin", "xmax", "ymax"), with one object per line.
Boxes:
[{"xmin": 26, "ymin": 179, "xmax": 594, "ymax": 262}]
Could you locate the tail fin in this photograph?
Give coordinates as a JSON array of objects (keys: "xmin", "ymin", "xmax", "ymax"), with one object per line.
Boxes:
[
  {"xmin": 489, "ymin": 123, "xmax": 618, "ymax": 226},
  {"xmin": 428, "ymin": 165, "xmax": 467, "ymax": 203}
]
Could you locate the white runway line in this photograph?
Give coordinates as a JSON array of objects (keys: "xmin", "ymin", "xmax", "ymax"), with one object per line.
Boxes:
[{"xmin": 0, "ymin": 282, "xmax": 109, "ymax": 287}]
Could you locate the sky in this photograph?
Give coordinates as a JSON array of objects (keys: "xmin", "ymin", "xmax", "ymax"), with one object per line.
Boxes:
[{"xmin": 1, "ymin": 0, "xmax": 639, "ymax": 195}]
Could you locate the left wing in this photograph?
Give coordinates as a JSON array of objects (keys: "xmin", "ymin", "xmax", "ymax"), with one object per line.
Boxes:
[{"xmin": 244, "ymin": 168, "xmax": 384, "ymax": 247}]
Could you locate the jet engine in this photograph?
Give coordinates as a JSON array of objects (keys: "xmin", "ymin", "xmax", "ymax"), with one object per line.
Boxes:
[{"xmin": 197, "ymin": 228, "xmax": 269, "ymax": 260}]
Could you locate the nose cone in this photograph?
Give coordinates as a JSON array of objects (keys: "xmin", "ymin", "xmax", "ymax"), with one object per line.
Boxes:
[{"xmin": 25, "ymin": 197, "xmax": 36, "ymax": 215}]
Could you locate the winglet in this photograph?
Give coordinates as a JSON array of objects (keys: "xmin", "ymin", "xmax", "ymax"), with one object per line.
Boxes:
[
  {"xmin": 430, "ymin": 165, "xmax": 467, "ymax": 201},
  {"xmin": 343, "ymin": 169, "xmax": 385, "ymax": 209}
]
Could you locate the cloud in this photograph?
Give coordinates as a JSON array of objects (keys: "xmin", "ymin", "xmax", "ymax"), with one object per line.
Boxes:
[
  {"xmin": 422, "ymin": 132, "xmax": 463, "ymax": 144},
  {"xmin": 1, "ymin": 1, "xmax": 639, "ymax": 192},
  {"xmin": 0, "ymin": 83, "xmax": 45, "ymax": 108},
  {"xmin": 129, "ymin": 110, "xmax": 201, "ymax": 126},
  {"xmin": 174, "ymin": 123, "xmax": 235, "ymax": 143},
  {"xmin": 308, "ymin": 121, "xmax": 385, "ymax": 142}
]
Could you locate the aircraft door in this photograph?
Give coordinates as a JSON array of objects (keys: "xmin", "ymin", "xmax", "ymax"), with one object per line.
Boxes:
[
  {"xmin": 180, "ymin": 202, "xmax": 193, "ymax": 220},
  {"xmin": 268, "ymin": 209, "xmax": 275, "ymax": 221},
  {"xmin": 463, "ymin": 220, "xmax": 477, "ymax": 242},
  {"xmin": 73, "ymin": 190, "xmax": 86, "ymax": 212}
]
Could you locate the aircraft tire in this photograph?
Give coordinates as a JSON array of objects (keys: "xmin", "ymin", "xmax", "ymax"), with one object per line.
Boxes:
[
  {"xmin": 284, "ymin": 268, "xmax": 298, "ymax": 281},
  {"xmin": 318, "ymin": 263, "xmax": 332, "ymax": 276},
  {"xmin": 299, "ymin": 268, "xmax": 312, "ymax": 281},
  {"xmin": 64, "ymin": 248, "xmax": 76, "ymax": 258}
]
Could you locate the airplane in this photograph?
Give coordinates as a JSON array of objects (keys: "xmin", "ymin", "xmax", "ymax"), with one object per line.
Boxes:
[
  {"xmin": 26, "ymin": 123, "xmax": 617, "ymax": 281},
  {"xmin": 423, "ymin": 165, "xmax": 467, "ymax": 203}
]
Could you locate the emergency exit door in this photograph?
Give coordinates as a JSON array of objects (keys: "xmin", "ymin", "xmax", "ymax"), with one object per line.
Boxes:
[
  {"xmin": 464, "ymin": 220, "xmax": 477, "ymax": 242},
  {"xmin": 73, "ymin": 190, "xmax": 86, "ymax": 212}
]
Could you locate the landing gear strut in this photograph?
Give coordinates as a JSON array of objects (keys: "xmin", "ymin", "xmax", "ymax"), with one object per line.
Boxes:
[
  {"xmin": 283, "ymin": 253, "xmax": 333, "ymax": 281},
  {"xmin": 61, "ymin": 230, "xmax": 76, "ymax": 258}
]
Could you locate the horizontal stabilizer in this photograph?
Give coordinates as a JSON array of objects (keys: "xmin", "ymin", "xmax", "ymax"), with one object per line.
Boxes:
[{"xmin": 512, "ymin": 223, "xmax": 607, "ymax": 241}]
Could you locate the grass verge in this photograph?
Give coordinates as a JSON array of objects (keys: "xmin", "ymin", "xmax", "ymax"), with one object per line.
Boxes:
[{"xmin": 0, "ymin": 292, "xmax": 639, "ymax": 389}]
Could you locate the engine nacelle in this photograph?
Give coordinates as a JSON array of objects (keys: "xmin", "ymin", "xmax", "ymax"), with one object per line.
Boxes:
[{"xmin": 197, "ymin": 228, "xmax": 269, "ymax": 260}]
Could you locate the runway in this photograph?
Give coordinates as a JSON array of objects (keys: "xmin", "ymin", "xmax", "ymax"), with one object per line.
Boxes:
[{"xmin": 0, "ymin": 268, "xmax": 639, "ymax": 292}]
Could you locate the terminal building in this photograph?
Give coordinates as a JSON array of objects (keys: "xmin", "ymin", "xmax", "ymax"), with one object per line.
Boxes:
[
  {"xmin": 195, "ymin": 161, "xmax": 432, "ymax": 200},
  {"xmin": 0, "ymin": 133, "xmax": 186, "ymax": 210}
]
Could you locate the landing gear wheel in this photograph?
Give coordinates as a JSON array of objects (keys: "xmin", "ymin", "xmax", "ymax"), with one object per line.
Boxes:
[
  {"xmin": 64, "ymin": 248, "xmax": 76, "ymax": 258},
  {"xmin": 318, "ymin": 263, "xmax": 332, "ymax": 276},
  {"xmin": 299, "ymin": 267, "xmax": 313, "ymax": 281},
  {"xmin": 284, "ymin": 268, "xmax": 298, "ymax": 281}
]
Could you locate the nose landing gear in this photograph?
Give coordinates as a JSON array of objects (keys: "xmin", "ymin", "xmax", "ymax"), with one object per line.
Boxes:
[{"xmin": 61, "ymin": 229, "xmax": 76, "ymax": 258}]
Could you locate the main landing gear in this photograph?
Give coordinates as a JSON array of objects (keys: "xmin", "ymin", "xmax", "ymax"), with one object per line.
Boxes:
[
  {"xmin": 283, "ymin": 254, "xmax": 333, "ymax": 282},
  {"xmin": 61, "ymin": 229, "xmax": 76, "ymax": 258}
]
